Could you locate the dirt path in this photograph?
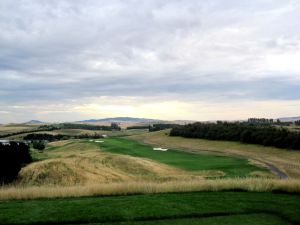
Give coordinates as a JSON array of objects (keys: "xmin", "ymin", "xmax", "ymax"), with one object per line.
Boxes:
[{"xmin": 265, "ymin": 163, "xmax": 288, "ymax": 179}]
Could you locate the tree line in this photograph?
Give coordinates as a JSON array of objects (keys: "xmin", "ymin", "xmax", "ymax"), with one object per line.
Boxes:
[
  {"xmin": 23, "ymin": 133, "xmax": 107, "ymax": 142},
  {"xmin": 23, "ymin": 133, "xmax": 67, "ymax": 142},
  {"xmin": 0, "ymin": 142, "xmax": 32, "ymax": 184},
  {"xmin": 247, "ymin": 118, "xmax": 294, "ymax": 126},
  {"xmin": 126, "ymin": 124, "xmax": 177, "ymax": 131},
  {"xmin": 170, "ymin": 122, "xmax": 300, "ymax": 150},
  {"xmin": 38, "ymin": 123, "xmax": 121, "ymax": 131},
  {"xmin": 149, "ymin": 124, "xmax": 178, "ymax": 132},
  {"xmin": 0, "ymin": 123, "xmax": 122, "ymax": 139}
]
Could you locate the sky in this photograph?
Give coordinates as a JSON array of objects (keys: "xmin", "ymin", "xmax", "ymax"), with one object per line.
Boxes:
[{"xmin": 1, "ymin": 0, "xmax": 300, "ymax": 123}]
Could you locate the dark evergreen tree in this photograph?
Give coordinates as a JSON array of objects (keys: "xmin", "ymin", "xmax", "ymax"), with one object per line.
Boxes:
[
  {"xmin": 32, "ymin": 142, "xmax": 45, "ymax": 151},
  {"xmin": 0, "ymin": 142, "xmax": 32, "ymax": 184},
  {"xmin": 170, "ymin": 122, "xmax": 300, "ymax": 150}
]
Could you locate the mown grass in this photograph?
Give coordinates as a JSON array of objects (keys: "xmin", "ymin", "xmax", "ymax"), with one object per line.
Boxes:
[
  {"xmin": 0, "ymin": 192, "xmax": 299, "ymax": 225},
  {"xmin": 96, "ymin": 138, "xmax": 267, "ymax": 177},
  {"xmin": 129, "ymin": 130, "xmax": 300, "ymax": 178}
]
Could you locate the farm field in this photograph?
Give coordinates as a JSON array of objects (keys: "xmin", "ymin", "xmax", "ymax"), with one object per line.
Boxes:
[
  {"xmin": 0, "ymin": 192, "xmax": 299, "ymax": 225},
  {"xmin": 0, "ymin": 124, "xmax": 38, "ymax": 136}
]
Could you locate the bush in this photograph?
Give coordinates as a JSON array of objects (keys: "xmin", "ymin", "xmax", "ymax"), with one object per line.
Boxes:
[
  {"xmin": 149, "ymin": 124, "xmax": 178, "ymax": 132},
  {"xmin": 0, "ymin": 142, "xmax": 32, "ymax": 184},
  {"xmin": 32, "ymin": 142, "xmax": 45, "ymax": 151}
]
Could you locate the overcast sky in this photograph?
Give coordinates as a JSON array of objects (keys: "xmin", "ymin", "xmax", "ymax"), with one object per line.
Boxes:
[{"xmin": 1, "ymin": 0, "xmax": 300, "ymax": 123}]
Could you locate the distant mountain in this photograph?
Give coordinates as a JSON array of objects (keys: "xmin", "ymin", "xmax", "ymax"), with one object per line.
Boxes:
[
  {"xmin": 278, "ymin": 117, "xmax": 300, "ymax": 122},
  {"xmin": 78, "ymin": 117, "xmax": 163, "ymax": 123},
  {"xmin": 25, "ymin": 120, "xmax": 45, "ymax": 124}
]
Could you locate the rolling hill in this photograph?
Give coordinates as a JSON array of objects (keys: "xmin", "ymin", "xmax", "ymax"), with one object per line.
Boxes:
[
  {"xmin": 278, "ymin": 116, "xmax": 300, "ymax": 122},
  {"xmin": 78, "ymin": 117, "xmax": 162, "ymax": 123}
]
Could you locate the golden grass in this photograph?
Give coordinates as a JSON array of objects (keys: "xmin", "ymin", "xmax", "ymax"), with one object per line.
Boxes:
[
  {"xmin": 1, "ymin": 178, "xmax": 300, "ymax": 201},
  {"xmin": 17, "ymin": 140, "xmax": 214, "ymax": 186},
  {"xmin": 129, "ymin": 130, "xmax": 300, "ymax": 178},
  {"xmin": 47, "ymin": 139, "xmax": 74, "ymax": 147},
  {"xmin": 0, "ymin": 125, "xmax": 34, "ymax": 135}
]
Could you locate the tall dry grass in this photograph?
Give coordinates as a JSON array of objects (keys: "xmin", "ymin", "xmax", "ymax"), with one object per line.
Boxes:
[{"xmin": 1, "ymin": 178, "xmax": 300, "ymax": 201}]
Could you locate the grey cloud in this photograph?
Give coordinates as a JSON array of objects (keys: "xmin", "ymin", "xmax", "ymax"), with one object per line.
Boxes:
[{"xmin": 0, "ymin": 0, "xmax": 300, "ymax": 121}]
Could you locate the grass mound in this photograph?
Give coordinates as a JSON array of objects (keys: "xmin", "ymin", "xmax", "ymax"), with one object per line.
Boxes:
[
  {"xmin": 18, "ymin": 140, "xmax": 209, "ymax": 186},
  {"xmin": 18, "ymin": 159, "xmax": 85, "ymax": 186}
]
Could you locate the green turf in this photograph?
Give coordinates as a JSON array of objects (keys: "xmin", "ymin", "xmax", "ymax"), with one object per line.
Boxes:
[
  {"xmin": 66, "ymin": 215, "xmax": 291, "ymax": 225},
  {"xmin": 0, "ymin": 192, "xmax": 299, "ymax": 225},
  {"xmin": 95, "ymin": 138, "xmax": 266, "ymax": 177}
]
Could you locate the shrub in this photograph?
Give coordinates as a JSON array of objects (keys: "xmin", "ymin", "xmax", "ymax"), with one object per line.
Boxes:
[
  {"xmin": 32, "ymin": 142, "xmax": 45, "ymax": 151},
  {"xmin": 0, "ymin": 142, "xmax": 32, "ymax": 184}
]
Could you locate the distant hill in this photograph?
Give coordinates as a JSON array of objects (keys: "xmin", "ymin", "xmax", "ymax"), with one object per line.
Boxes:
[
  {"xmin": 278, "ymin": 117, "xmax": 300, "ymax": 122},
  {"xmin": 24, "ymin": 120, "xmax": 45, "ymax": 124},
  {"xmin": 78, "ymin": 117, "xmax": 163, "ymax": 123}
]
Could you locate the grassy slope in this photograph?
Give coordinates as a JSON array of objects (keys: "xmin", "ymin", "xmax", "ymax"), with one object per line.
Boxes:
[
  {"xmin": 21, "ymin": 137, "xmax": 269, "ymax": 188},
  {"xmin": 128, "ymin": 130, "xmax": 300, "ymax": 178},
  {"xmin": 17, "ymin": 139, "xmax": 206, "ymax": 186},
  {"xmin": 0, "ymin": 124, "xmax": 38, "ymax": 136},
  {"xmin": 0, "ymin": 192, "xmax": 299, "ymax": 225},
  {"xmin": 98, "ymin": 138, "xmax": 267, "ymax": 178}
]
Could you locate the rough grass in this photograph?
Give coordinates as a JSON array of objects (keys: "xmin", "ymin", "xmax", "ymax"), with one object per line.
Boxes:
[
  {"xmin": 98, "ymin": 138, "xmax": 269, "ymax": 178},
  {"xmin": 21, "ymin": 137, "xmax": 269, "ymax": 187},
  {"xmin": 0, "ymin": 192, "xmax": 299, "ymax": 225},
  {"xmin": 1, "ymin": 179, "xmax": 300, "ymax": 201},
  {"xmin": 18, "ymin": 140, "xmax": 208, "ymax": 186},
  {"xmin": 128, "ymin": 130, "xmax": 300, "ymax": 178},
  {"xmin": 0, "ymin": 125, "xmax": 36, "ymax": 136}
]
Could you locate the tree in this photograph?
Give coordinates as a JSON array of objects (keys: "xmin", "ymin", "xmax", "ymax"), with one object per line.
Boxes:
[
  {"xmin": 111, "ymin": 123, "xmax": 121, "ymax": 130},
  {"xmin": 0, "ymin": 142, "xmax": 32, "ymax": 184},
  {"xmin": 32, "ymin": 142, "xmax": 45, "ymax": 151}
]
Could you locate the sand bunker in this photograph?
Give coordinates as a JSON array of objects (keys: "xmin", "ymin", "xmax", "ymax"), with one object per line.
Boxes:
[
  {"xmin": 95, "ymin": 140, "xmax": 104, "ymax": 143},
  {"xmin": 153, "ymin": 147, "xmax": 168, "ymax": 151}
]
